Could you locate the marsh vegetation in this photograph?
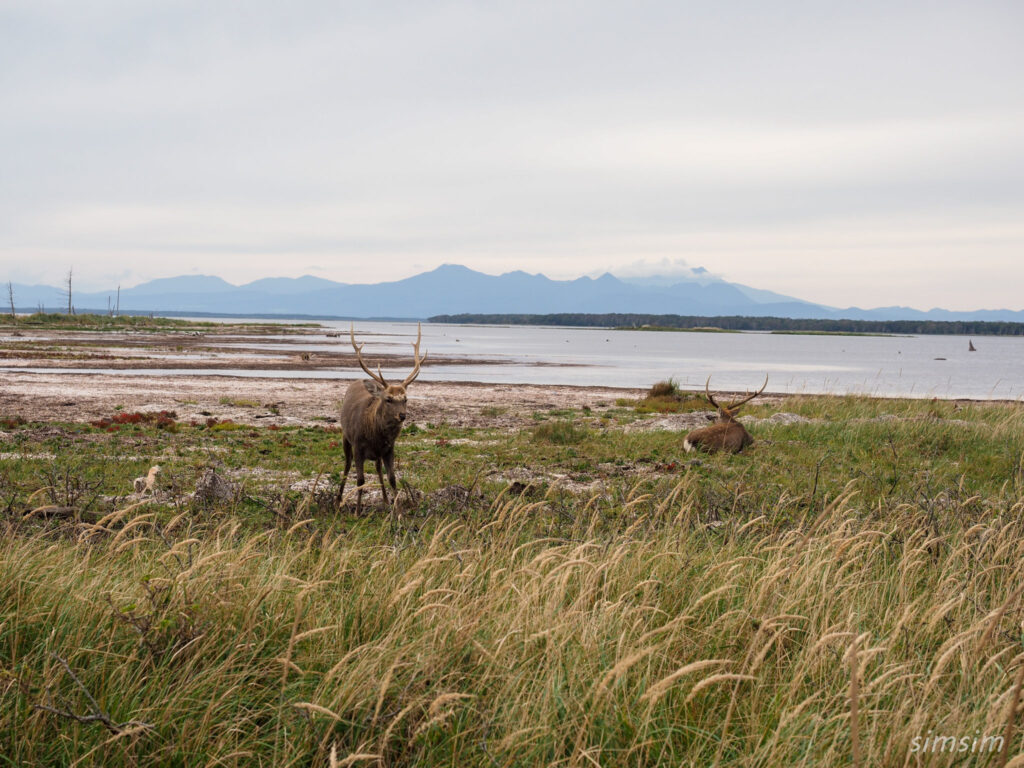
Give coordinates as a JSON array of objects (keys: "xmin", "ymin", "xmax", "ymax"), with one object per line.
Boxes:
[{"xmin": 2, "ymin": 391, "xmax": 1023, "ymax": 765}]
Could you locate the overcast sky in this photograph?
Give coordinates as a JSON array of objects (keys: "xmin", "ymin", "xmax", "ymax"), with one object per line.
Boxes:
[{"xmin": 2, "ymin": 1, "xmax": 1022, "ymax": 310}]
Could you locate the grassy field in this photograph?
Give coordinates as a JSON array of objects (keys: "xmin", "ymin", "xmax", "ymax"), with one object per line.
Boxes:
[{"xmin": 2, "ymin": 392, "xmax": 1024, "ymax": 766}]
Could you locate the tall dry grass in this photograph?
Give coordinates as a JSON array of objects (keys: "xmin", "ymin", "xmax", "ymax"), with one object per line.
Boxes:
[{"xmin": 2, "ymin": 478, "xmax": 1024, "ymax": 766}]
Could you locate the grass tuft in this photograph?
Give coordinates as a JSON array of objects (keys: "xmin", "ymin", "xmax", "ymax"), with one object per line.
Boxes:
[
  {"xmin": 532, "ymin": 419, "xmax": 589, "ymax": 444},
  {"xmin": 647, "ymin": 378, "xmax": 680, "ymax": 398}
]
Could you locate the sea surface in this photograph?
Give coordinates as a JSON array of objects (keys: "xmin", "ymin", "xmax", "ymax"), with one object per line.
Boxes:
[
  {"xmin": 6, "ymin": 320, "xmax": 1022, "ymax": 399},
  {"xmin": 336, "ymin": 322, "xmax": 1022, "ymax": 399}
]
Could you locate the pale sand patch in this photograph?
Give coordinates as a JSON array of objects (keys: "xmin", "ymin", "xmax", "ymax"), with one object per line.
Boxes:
[{"xmin": 0, "ymin": 371, "xmax": 640, "ymax": 429}]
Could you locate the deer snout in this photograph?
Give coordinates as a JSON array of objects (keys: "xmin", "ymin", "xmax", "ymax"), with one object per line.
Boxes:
[{"xmin": 399, "ymin": 412, "xmax": 406, "ymax": 421}]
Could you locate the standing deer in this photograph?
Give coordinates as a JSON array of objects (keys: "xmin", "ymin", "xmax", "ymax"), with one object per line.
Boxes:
[
  {"xmin": 338, "ymin": 324, "xmax": 426, "ymax": 513},
  {"xmin": 683, "ymin": 375, "xmax": 768, "ymax": 454}
]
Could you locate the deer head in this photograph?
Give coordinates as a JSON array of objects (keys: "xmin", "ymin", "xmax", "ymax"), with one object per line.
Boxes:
[{"xmin": 349, "ymin": 323, "xmax": 426, "ymax": 429}]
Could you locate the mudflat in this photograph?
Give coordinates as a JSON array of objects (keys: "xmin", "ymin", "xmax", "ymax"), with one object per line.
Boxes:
[
  {"xmin": 0, "ymin": 322, "xmax": 643, "ymax": 428},
  {"xmin": 0, "ymin": 370, "xmax": 642, "ymax": 429}
]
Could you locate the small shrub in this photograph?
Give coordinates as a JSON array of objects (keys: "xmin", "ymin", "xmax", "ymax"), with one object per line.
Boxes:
[
  {"xmin": 624, "ymin": 379, "xmax": 707, "ymax": 414},
  {"xmin": 647, "ymin": 378, "xmax": 680, "ymax": 399},
  {"xmin": 210, "ymin": 419, "xmax": 243, "ymax": 432}
]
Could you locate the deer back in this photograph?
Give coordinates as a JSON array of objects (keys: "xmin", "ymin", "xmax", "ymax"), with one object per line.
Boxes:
[
  {"xmin": 684, "ymin": 422, "xmax": 752, "ymax": 453},
  {"xmin": 683, "ymin": 418, "xmax": 753, "ymax": 454}
]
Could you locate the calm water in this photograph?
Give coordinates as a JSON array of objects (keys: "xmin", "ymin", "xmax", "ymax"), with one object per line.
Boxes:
[
  {"xmin": 334, "ymin": 322, "xmax": 1022, "ymax": 399},
  {"xmin": 5, "ymin": 320, "xmax": 1022, "ymax": 399}
]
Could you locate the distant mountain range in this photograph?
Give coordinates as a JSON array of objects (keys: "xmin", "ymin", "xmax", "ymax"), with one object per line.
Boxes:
[{"xmin": 7, "ymin": 264, "xmax": 1024, "ymax": 322}]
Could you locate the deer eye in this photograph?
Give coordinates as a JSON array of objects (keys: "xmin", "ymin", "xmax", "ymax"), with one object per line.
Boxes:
[{"xmin": 386, "ymin": 396, "xmax": 394, "ymax": 403}]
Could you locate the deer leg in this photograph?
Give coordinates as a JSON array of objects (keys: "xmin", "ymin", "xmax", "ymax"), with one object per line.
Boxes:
[
  {"xmin": 375, "ymin": 458, "xmax": 389, "ymax": 507},
  {"xmin": 354, "ymin": 452, "xmax": 366, "ymax": 515},
  {"xmin": 384, "ymin": 450, "xmax": 398, "ymax": 494},
  {"xmin": 337, "ymin": 439, "xmax": 353, "ymax": 507}
]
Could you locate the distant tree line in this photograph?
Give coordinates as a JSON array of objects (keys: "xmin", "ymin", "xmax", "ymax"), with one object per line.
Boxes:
[{"xmin": 428, "ymin": 313, "xmax": 1024, "ymax": 336}]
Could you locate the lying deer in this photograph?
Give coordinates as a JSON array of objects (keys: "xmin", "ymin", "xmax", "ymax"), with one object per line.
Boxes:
[
  {"xmin": 683, "ymin": 375, "xmax": 768, "ymax": 454},
  {"xmin": 338, "ymin": 324, "xmax": 426, "ymax": 513}
]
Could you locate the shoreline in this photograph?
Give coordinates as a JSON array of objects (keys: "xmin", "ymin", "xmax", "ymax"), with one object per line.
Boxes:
[
  {"xmin": 1, "ymin": 369, "xmax": 1015, "ymax": 432},
  {"xmin": 0, "ymin": 370, "xmax": 648, "ymax": 429},
  {"xmin": 2, "ymin": 325, "xmax": 1020, "ymax": 423}
]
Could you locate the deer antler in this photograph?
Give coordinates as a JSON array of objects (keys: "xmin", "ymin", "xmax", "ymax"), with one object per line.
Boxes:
[
  {"xmin": 350, "ymin": 324, "xmax": 388, "ymax": 387},
  {"xmin": 704, "ymin": 376, "xmax": 721, "ymax": 410},
  {"xmin": 401, "ymin": 323, "xmax": 427, "ymax": 387},
  {"xmin": 725, "ymin": 374, "xmax": 769, "ymax": 411},
  {"xmin": 704, "ymin": 375, "xmax": 769, "ymax": 413}
]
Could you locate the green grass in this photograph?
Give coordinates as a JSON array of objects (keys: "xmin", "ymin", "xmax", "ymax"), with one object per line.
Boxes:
[
  {"xmin": 532, "ymin": 419, "xmax": 589, "ymax": 445},
  {"xmin": 218, "ymin": 396, "xmax": 262, "ymax": 408},
  {"xmin": 2, "ymin": 394, "xmax": 1024, "ymax": 765},
  {"xmin": 616, "ymin": 378, "xmax": 708, "ymax": 414}
]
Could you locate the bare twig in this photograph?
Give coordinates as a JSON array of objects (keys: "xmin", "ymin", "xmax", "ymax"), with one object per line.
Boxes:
[
  {"xmin": 810, "ymin": 451, "xmax": 830, "ymax": 510},
  {"xmin": 34, "ymin": 654, "xmax": 154, "ymax": 735}
]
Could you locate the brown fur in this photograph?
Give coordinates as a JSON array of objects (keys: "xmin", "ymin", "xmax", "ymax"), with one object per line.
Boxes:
[
  {"xmin": 683, "ymin": 376, "xmax": 767, "ymax": 454},
  {"xmin": 337, "ymin": 325, "xmax": 425, "ymax": 513},
  {"xmin": 338, "ymin": 380, "xmax": 409, "ymax": 512},
  {"xmin": 683, "ymin": 411, "xmax": 754, "ymax": 454}
]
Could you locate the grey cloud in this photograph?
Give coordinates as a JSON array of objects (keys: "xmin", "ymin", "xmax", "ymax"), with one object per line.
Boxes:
[{"xmin": 1, "ymin": 1, "xmax": 1022, "ymax": 307}]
